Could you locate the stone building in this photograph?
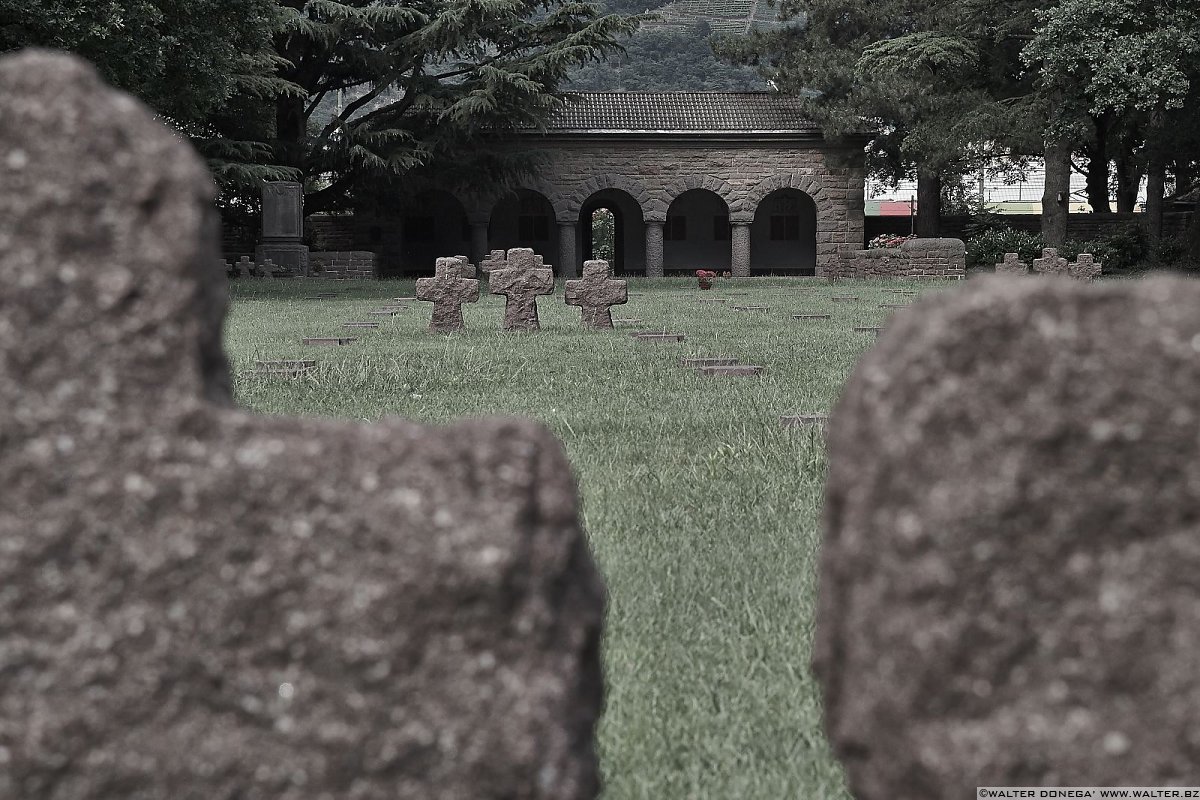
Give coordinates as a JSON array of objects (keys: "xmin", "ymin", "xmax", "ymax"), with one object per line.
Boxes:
[{"xmin": 312, "ymin": 92, "xmax": 868, "ymax": 278}]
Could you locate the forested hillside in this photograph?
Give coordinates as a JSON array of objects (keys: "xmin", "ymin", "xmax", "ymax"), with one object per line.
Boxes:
[{"xmin": 568, "ymin": 0, "xmax": 773, "ymax": 91}]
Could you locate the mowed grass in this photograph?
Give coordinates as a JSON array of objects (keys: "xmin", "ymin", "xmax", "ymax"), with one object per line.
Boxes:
[{"xmin": 224, "ymin": 275, "xmax": 958, "ymax": 799}]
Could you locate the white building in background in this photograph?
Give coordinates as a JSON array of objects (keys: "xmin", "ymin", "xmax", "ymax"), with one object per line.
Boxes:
[{"xmin": 866, "ymin": 158, "xmax": 1150, "ymax": 216}]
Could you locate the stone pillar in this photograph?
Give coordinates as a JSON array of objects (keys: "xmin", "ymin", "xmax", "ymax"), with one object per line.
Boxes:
[
  {"xmin": 645, "ymin": 221, "xmax": 664, "ymax": 278},
  {"xmin": 255, "ymin": 181, "xmax": 309, "ymax": 275},
  {"xmin": 731, "ymin": 222, "xmax": 751, "ymax": 277},
  {"xmin": 469, "ymin": 220, "xmax": 489, "ymax": 266},
  {"xmin": 558, "ymin": 222, "xmax": 578, "ymax": 278}
]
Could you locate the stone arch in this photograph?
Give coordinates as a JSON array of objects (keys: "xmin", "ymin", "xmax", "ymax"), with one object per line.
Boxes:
[
  {"xmin": 658, "ymin": 175, "xmax": 740, "ymax": 222},
  {"xmin": 477, "ymin": 183, "xmax": 569, "ymax": 225},
  {"xmin": 561, "ymin": 174, "xmax": 656, "ymax": 222},
  {"xmin": 736, "ymin": 172, "xmax": 834, "ymax": 224}
]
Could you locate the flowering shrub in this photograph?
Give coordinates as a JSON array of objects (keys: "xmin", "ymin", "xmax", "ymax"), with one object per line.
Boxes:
[
  {"xmin": 695, "ymin": 269, "xmax": 716, "ymax": 289},
  {"xmin": 868, "ymin": 233, "xmax": 916, "ymax": 250}
]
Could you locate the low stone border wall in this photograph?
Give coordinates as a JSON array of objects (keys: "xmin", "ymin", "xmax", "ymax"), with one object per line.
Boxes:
[
  {"xmin": 309, "ymin": 250, "xmax": 376, "ymax": 279},
  {"xmin": 830, "ymin": 238, "xmax": 966, "ymax": 279}
]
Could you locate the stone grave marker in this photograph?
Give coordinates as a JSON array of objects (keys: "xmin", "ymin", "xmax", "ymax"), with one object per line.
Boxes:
[
  {"xmin": 631, "ymin": 332, "xmax": 685, "ymax": 342},
  {"xmin": 995, "ymin": 252, "xmax": 1028, "ymax": 275},
  {"xmin": 793, "ymin": 313, "xmax": 832, "ymax": 321},
  {"xmin": 731, "ymin": 305, "xmax": 770, "ymax": 312},
  {"xmin": 343, "ymin": 321, "xmax": 380, "ymax": 329},
  {"xmin": 1069, "ymin": 252, "xmax": 1102, "ymax": 280},
  {"xmin": 816, "ymin": 275, "xmax": 1200, "ymax": 797},
  {"xmin": 696, "ymin": 364, "xmax": 765, "ymax": 377},
  {"xmin": 831, "ymin": 295, "xmax": 859, "ymax": 302},
  {"xmin": 0, "ymin": 50, "xmax": 605, "ymax": 800},
  {"xmin": 879, "ymin": 302, "xmax": 909, "ymax": 309},
  {"xmin": 302, "ymin": 336, "xmax": 357, "ymax": 346},
  {"xmin": 490, "ymin": 248, "xmax": 555, "ymax": 331},
  {"xmin": 392, "ymin": 296, "xmax": 417, "ymax": 302},
  {"xmin": 454, "ymin": 254, "xmax": 477, "ymax": 279},
  {"xmin": 853, "ymin": 326, "xmax": 882, "ymax": 336},
  {"xmin": 564, "ymin": 259, "xmax": 627, "ymax": 329},
  {"xmin": 367, "ymin": 308, "xmax": 403, "ymax": 316},
  {"xmin": 697, "ymin": 297, "xmax": 728, "ymax": 303},
  {"xmin": 682, "ymin": 357, "xmax": 740, "ymax": 368},
  {"xmin": 235, "ymin": 255, "xmax": 254, "ymax": 278},
  {"xmin": 254, "ymin": 359, "xmax": 316, "ymax": 376},
  {"xmin": 416, "ymin": 256, "xmax": 481, "ymax": 333},
  {"xmin": 480, "ymin": 249, "xmax": 508, "ymax": 277},
  {"xmin": 1032, "ymin": 247, "xmax": 1070, "ymax": 276}
]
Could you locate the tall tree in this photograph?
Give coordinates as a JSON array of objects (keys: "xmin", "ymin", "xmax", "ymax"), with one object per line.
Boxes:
[
  {"xmin": 1025, "ymin": 0, "xmax": 1200, "ymax": 243},
  {"xmin": 226, "ymin": 0, "xmax": 637, "ymax": 213}
]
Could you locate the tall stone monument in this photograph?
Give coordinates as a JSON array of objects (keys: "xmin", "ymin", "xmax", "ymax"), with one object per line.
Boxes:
[
  {"xmin": 256, "ymin": 180, "xmax": 309, "ymax": 275},
  {"xmin": 0, "ymin": 50, "xmax": 604, "ymax": 800}
]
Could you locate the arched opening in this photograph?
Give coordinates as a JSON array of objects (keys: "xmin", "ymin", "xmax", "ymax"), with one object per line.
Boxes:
[
  {"xmin": 663, "ymin": 189, "xmax": 731, "ymax": 274},
  {"xmin": 361, "ymin": 189, "xmax": 470, "ymax": 278},
  {"xmin": 579, "ymin": 188, "xmax": 645, "ymax": 276},
  {"xmin": 750, "ymin": 188, "xmax": 817, "ymax": 275},
  {"xmin": 488, "ymin": 188, "xmax": 560, "ymax": 273}
]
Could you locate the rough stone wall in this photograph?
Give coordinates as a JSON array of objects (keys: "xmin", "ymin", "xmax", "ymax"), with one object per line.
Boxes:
[
  {"xmin": 309, "ymin": 250, "xmax": 376, "ymax": 279},
  {"xmin": 831, "ymin": 238, "xmax": 966, "ymax": 279}
]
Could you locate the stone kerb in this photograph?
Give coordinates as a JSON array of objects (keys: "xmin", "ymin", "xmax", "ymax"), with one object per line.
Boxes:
[
  {"xmin": 817, "ymin": 275, "xmax": 1200, "ymax": 797},
  {"xmin": 0, "ymin": 50, "xmax": 604, "ymax": 799}
]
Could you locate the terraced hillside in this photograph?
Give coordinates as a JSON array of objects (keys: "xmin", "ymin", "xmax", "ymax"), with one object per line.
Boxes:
[{"xmin": 642, "ymin": 0, "xmax": 784, "ymax": 35}]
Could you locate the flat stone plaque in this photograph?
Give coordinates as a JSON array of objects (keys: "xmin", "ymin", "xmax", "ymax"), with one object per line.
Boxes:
[
  {"xmin": 368, "ymin": 309, "xmax": 402, "ymax": 316},
  {"xmin": 302, "ymin": 337, "xmax": 357, "ymax": 346},
  {"xmin": 631, "ymin": 332, "xmax": 685, "ymax": 342},
  {"xmin": 343, "ymin": 321, "xmax": 380, "ymax": 329},
  {"xmin": 831, "ymin": 296, "xmax": 859, "ymax": 302},
  {"xmin": 696, "ymin": 364, "xmax": 764, "ymax": 376},
  {"xmin": 879, "ymin": 303, "xmax": 910, "ymax": 309},
  {"xmin": 255, "ymin": 359, "xmax": 316, "ymax": 370},
  {"xmin": 392, "ymin": 296, "xmax": 417, "ymax": 302},
  {"xmin": 697, "ymin": 298, "xmax": 728, "ymax": 303},
  {"xmin": 732, "ymin": 305, "xmax": 770, "ymax": 312},
  {"xmin": 682, "ymin": 357, "xmax": 740, "ymax": 367},
  {"xmin": 793, "ymin": 314, "xmax": 832, "ymax": 320},
  {"xmin": 854, "ymin": 326, "xmax": 883, "ymax": 335}
]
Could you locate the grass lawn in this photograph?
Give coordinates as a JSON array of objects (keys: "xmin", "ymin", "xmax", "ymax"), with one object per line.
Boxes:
[{"xmin": 225, "ymin": 275, "xmax": 959, "ymax": 799}]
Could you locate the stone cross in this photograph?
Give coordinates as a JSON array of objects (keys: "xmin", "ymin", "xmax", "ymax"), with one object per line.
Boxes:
[
  {"xmin": 1032, "ymin": 247, "xmax": 1070, "ymax": 276},
  {"xmin": 480, "ymin": 249, "xmax": 508, "ymax": 277},
  {"xmin": 995, "ymin": 252, "xmax": 1028, "ymax": 275},
  {"xmin": 236, "ymin": 255, "xmax": 254, "ymax": 278},
  {"xmin": 815, "ymin": 274, "xmax": 1200, "ymax": 796},
  {"xmin": 454, "ymin": 254, "xmax": 476, "ymax": 279},
  {"xmin": 416, "ymin": 256, "xmax": 481, "ymax": 333},
  {"xmin": 490, "ymin": 247, "xmax": 555, "ymax": 331},
  {"xmin": 564, "ymin": 259, "xmax": 627, "ymax": 329},
  {"xmin": 0, "ymin": 51, "xmax": 604, "ymax": 799},
  {"xmin": 1069, "ymin": 252, "xmax": 1102, "ymax": 280}
]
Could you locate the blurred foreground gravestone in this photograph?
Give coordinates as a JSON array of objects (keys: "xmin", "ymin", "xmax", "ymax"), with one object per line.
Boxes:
[
  {"xmin": 815, "ymin": 276, "xmax": 1200, "ymax": 799},
  {"xmin": 0, "ymin": 50, "xmax": 604, "ymax": 800}
]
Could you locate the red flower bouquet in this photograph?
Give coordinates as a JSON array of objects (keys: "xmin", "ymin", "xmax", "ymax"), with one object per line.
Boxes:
[{"xmin": 695, "ymin": 269, "xmax": 716, "ymax": 289}]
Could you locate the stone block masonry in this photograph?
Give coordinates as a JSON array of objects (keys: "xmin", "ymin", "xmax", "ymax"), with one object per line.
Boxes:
[
  {"xmin": 830, "ymin": 237, "xmax": 966, "ymax": 279},
  {"xmin": 309, "ymin": 250, "xmax": 376, "ymax": 279}
]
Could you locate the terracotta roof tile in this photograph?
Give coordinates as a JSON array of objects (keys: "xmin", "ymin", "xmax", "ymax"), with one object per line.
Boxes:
[{"xmin": 541, "ymin": 92, "xmax": 819, "ymax": 133}]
